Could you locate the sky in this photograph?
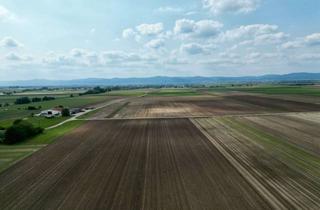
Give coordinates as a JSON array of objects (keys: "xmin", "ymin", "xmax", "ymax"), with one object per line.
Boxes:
[{"xmin": 0, "ymin": 0, "xmax": 320, "ymax": 80}]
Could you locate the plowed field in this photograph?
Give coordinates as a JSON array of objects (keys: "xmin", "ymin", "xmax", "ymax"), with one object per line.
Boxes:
[
  {"xmin": 112, "ymin": 95, "xmax": 320, "ymax": 118},
  {"xmin": 0, "ymin": 119, "xmax": 271, "ymax": 210}
]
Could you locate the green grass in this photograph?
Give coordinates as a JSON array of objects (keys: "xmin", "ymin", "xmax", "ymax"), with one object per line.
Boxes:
[
  {"xmin": 147, "ymin": 88, "xmax": 201, "ymax": 96},
  {"xmin": 0, "ymin": 120, "xmax": 84, "ymax": 173},
  {"xmin": 0, "ymin": 116, "xmax": 70, "ymax": 129},
  {"xmin": 206, "ymin": 85, "xmax": 320, "ymax": 96},
  {"xmin": 25, "ymin": 120, "xmax": 84, "ymax": 145},
  {"xmin": 106, "ymin": 89, "xmax": 148, "ymax": 96},
  {"xmin": 0, "ymin": 94, "xmax": 110, "ymax": 121}
]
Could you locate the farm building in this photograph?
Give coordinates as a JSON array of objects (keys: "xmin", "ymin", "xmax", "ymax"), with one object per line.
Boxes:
[
  {"xmin": 70, "ymin": 108, "xmax": 83, "ymax": 115},
  {"xmin": 37, "ymin": 108, "xmax": 62, "ymax": 118}
]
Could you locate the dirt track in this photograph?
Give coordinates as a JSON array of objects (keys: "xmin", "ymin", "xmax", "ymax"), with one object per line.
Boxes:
[{"xmin": 0, "ymin": 119, "xmax": 271, "ymax": 210}]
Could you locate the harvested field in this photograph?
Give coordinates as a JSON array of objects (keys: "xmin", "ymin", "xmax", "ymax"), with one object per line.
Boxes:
[
  {"xmin": 0, "ymin": 119, "xmax": 271, "ymax": 210},
  {"xmin": 193, "ymin": 116, "xmax": 320, "ymax": 209},
  {"xmin": 113, "ymin": 94, "xmax": 320, "ymax": 118}
]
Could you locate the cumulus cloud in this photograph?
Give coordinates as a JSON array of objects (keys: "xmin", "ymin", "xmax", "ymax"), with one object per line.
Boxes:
[
  {"xmin": 122, "ymin": 28, "xmax": 136, "ymax": 39},
  {"xmin": 253, "ymin": 32, "xmax": 288, "ymax": 44},
  {"xmin": 0, "ymin": 37, "xmax": 23, "ymax": 48},
  {"xmin": 174, "ymin": 19, "xmax": 223, "ymax": 39},
  {"xmin": 304, "ymin": 33, "xmax": 320, "ymax": 46},
  {"xmin": 155, "ymin": 7, "xmax": 183, "ymax": 13},
  {"xmin": 293, "ymin": 53, "xmax": 320, "ymax": 62},
  {"xmin": 281, "ymin": 41, "xmax": 302, "ymax": 49},
  {"xmin": 145, "ymin": 39, "xmax": 165, "ymax": 49},
  {"xmin": 221, "ymin": 24, "xmax": 278, "ymax": 41},
  {"xmin": 180, "ymin": 43, "xmax": 206, "ymax": 55},
  {"xmin": 0, "ymin": 5, "xmax": 15, "ymax": 21},
  {"xmin": 203, "ymin": 0, "xmax": 260, "ymax": 15},
  {"xmin": 5, "ymin": 52, "xmax": 32, "ymax": 61},
  {"xmin": 281, "ymin": 33, "xmax": 320, "ymax": 49},
  {"xmin": 136, "ymin": 23, "xmax": 164, "ymax": 36},
  {"xmin": 70, "ymin": 48, "xmax": 88, "ymax": 57}
]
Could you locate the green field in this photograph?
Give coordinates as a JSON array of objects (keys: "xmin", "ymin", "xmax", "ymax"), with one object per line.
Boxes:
[
  {"xmin": 106, "ymin": 89, "xmax": 149, "ymax": 96},
  {"xmin": 0, "ymin": 116, "xmax": 70, "ymax": 129},
  {"xmin": 0, "ymin": 94, "xmax": 110, "ymax": 121},
  {"xmin": 147, "ymin": 88, "xmax": 201, "ymax": 96},
  {"xmin": 0, "ymin": 120, "xmax": 84, "ymax": 173},
  {"xmin": 206, "ymin": 85, "xmax": 320, "ymax": 96}
]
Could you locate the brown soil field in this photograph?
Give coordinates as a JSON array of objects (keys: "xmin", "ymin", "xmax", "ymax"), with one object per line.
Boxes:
[
  {"xmin": 0, "ymin": 119, "xmax": 272, "ymax": 210},
  {"xmin": 112, "ymin": 94, "xmax": 320, "ymax": 118},
  {"xmin": 193, "ymin": 117, "xmax": 320, "ymax": 209},
  {"xmin": 85, "ymin": 100, "xmax": 130, "ymax": 119}
]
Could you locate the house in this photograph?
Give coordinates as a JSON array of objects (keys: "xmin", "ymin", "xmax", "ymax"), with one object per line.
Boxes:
[
  {"xmin": 37, "ymin": 108, "xmax": 62, "ymax": 118},
  {"xmin": 70, "ymin": 108, "xmax": 83, "ymax": 115}
]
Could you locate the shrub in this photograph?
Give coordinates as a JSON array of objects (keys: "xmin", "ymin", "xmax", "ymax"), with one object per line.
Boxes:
[
  {"xmin": 0, "ymin": 130, "xmax": 4, "ymax": 143},
  {"xmin": 42, "ymin": 96, "xmax": 55, "ymax": 101},
  {"xmin": 3, "ymin": 120, "xmax": 43, "ymax": 144},
  {"xmin": 61, "ymin": 108, "xmax": 70, "ymax": 117},
  {"xmin": 15, "ymin": 97, "xmax": 31, "ymax": 104},
  {"xmin": 80, "ymin": 86, "xmax": 108, "ymax": 95},
  {"xmin": 27, "ymin": 106, "xmax": 38, "ymax": 110},
  {"xmin": 32, "ymin": 97, "xmax": 42, "ymax": 102}
]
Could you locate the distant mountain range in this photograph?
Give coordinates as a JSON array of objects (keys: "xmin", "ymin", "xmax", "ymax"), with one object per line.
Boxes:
[{"xmin": 1, "ymin": 72, "xmax": 320, "ymax": 87}]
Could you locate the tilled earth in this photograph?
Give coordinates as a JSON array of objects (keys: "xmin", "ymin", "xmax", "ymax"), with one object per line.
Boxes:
[
  {"xmin": 111, "ymin": 95, "xmax": 320, "ymax": 118},
  {"xmin": 0, "ymin": 119, "xmax": 271, "ymax": 210}
]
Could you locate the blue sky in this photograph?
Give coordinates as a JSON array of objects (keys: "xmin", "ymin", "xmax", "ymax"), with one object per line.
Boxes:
[{"xmin": 0, "ymin": 0, "xmax": 320, "ymax": 80}]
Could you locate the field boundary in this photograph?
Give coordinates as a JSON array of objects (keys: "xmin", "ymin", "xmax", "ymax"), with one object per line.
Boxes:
[{"xmin": 190, "ymin": 118, "xmax": 286, "ymax": 210}]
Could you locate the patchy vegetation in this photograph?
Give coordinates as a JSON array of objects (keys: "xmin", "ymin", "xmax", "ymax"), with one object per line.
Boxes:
[{"xmin": 2, "ymin": 120, "xmax": 44, "ymax": 144}]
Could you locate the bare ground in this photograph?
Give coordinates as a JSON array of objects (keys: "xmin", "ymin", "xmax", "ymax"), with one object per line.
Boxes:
[
  {"xmin": 0, "ymin": 119, "xmax": 271, "ymax": 210},
  {"xmin": 112, "ymin": 95, "xmax": 320, "ymax": 118}
]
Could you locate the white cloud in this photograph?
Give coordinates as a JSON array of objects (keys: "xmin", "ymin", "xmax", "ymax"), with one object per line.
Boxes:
[
  {"xmin": 221, "ymin": 24, "xmax": 278, "ymax": 41},
  {"xmin": 174, "ymin": 19, "xmax": 223, "ymax": 39},
  {"xmin": 5, "ymin": 52, "xmax": 32, "ymax": 61},
  {"xmin": 174, "ymin": 19, "xmax": 194, "ymax": 34},
  {"xmin": 293, "ymin": 53, "xmax": 320, "ymax": 62},
  {"xmin": 145, "ymin": 39, "xmax": 165, "ymax": 49},
  {"xmin": 253, "ymin": 32, "xmax": 288, "ymax": 44},
  {"xmin": 180, "ymin": 43, "xmax": 206, "ymax": 55},
  {"xmin": 136, "ymin": 23, "xmax": 164, "ymax": 36},
  {"xmin": 156, "ymin": 7, "xmax": 183, "ymax": 13},
  {"xmin": 122, "ymin": 28, "xmax": 136, "ymax": 39},
  {"xmin": 304, "ymin": 33, "xmax": 320, "ymax": 46},
  {"xmin": 43, "ymin": 52, "xmax": 74, "ymax": 66},
  {"xmin": 203, "ymin": 0, "xmax": 260, "ymax": 15},
  {"xmin": 70, "ymin": 48, "xmax": 89, "ymax": 58},
  {"xmin": 0, "ymin": 5, "xmax": 15, "ymax": 21},
  {"xmin": 281, "ymin": 41, "xmax": 302, "ymax": 49},
  {"xmin": 0, "ymin": 37, "xmax": 23, "ymax": 48},
  {"xmin": 281, "ymin": 33, "xmax": 320, "ymax": 49}
]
